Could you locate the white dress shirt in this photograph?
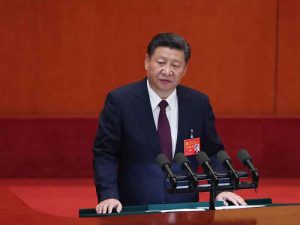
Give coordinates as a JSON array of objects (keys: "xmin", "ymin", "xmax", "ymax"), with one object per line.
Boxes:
[{"xmin": 147, "ymin": 79, "xmax": 178, "ymax": 158}]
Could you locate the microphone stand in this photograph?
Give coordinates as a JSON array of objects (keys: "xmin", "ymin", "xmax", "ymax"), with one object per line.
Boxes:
[
  {"xmin": 166, "ymin": 170, "xmax": 259, "ymax": 210},
  {"xmin": 160, "ymin": 151, "xmax": 259, "ymax": 211},
  {"xmin": 209, "ymin": 172, "xmax": 218, "ymax": 210}
]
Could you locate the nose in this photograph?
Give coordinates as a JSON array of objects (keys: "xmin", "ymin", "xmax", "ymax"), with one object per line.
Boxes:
[{"xmin": 162, "ymin": 64, "xmax": 173, "ymax": 76}]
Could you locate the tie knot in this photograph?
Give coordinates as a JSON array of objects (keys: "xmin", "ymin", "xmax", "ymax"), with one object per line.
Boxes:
[{"xmin": 158, "ymin": 100, "xmax": 168, "ymax": 110}]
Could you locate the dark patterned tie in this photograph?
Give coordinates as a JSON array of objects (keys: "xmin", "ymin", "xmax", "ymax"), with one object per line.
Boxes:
[{"xmin": 158, "ymin": 100, "xmax": 172, "ymax": 161}]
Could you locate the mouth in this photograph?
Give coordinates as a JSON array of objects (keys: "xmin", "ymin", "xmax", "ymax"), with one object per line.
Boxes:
[{"xmin": 159, "ymin": 79, "xmax": 172, "ymax": 85}]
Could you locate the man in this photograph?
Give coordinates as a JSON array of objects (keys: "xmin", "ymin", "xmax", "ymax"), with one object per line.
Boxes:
[{"xmin": 93, "ymin": 33, "xmax": 246, "ymax": 214}]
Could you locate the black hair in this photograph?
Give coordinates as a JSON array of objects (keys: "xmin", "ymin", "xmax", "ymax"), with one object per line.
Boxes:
[{"xmin": 147, "ymin": 33, "xmax": 191, "ymax": 63}]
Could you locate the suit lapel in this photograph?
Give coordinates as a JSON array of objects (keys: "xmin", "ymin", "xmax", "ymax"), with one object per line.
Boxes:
[
  {"xmin": 131, "ymin": 81, "xmax": 194, "ymax": 157},
  {"xmin": 132, "ymin": 79, "xmax": 161, "ymax": 156}
]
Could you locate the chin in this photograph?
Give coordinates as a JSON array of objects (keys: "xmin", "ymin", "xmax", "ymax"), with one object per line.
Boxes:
[{"xmin": 158, "ymin": 85, "xmax": 172, "ymax": 91}]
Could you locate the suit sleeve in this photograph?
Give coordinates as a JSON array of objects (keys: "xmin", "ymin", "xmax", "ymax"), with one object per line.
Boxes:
[{"xmin": 93, "ymin": 93, "xmax": 122, "ymax": 202}]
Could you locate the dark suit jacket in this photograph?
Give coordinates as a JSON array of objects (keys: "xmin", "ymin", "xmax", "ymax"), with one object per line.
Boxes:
[{"xmin": 93, "ymin": 78, "xmax": 224, "ymax": 205}]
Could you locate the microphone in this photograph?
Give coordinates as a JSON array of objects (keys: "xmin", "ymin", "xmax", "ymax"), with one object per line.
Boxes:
[
  {"xmin": 237, "ymin": 149, "xmax": 259, "ymax": 177},
  {"xmin": 196, "ymin": 152, "xmax": 218, "ymax": 182},
  {"xmin": 156, "ymin": 154, "xmax": 177, "ymax": 187},
  {"xmin": 174, "ymin": 153, "xmax": 198, "ymax": 186},
  {"xmin": 217, "ymin": 150, "xmax": 239, "ymax": 187}
]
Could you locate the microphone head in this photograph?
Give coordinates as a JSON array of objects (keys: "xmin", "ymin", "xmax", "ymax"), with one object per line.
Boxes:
[
  {"xmin": 217, "ymin": 150, "xmax": 231, "ymax": 164},
  {"xmin": 174, "ymin": 152, "xmax": 189, "ymax": 165},
  {"xmin": 196, "ymin": 151, "xmax": 210, "ymax": 166},
  {"xmin": 156, "ymin": 154, "xmax": 171, "ymax": 168},
  {"xmin": 237, "ymin": 149, "xmax": 253, "ymax": 164}
]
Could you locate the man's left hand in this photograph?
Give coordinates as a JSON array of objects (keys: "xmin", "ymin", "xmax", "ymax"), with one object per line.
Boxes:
[{"xmin": 216, "ymin": 192, "xmax": 247, "ymax": 206}]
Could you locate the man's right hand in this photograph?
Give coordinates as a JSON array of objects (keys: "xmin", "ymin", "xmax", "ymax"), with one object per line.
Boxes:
[{"xmin": 96, "ymin": 198, "xmax": 122, "ymax": 214}]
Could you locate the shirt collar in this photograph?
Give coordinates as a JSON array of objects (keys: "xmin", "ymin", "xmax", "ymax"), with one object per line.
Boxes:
[{"xmin": 147, "ymin": 79, "xmax": 177, "ymax": 111}]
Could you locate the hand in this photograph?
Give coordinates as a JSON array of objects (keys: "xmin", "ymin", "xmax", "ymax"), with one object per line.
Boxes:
[
  {"xmin": 96, "ymin": 198, "xmax": 122, "ymax": 214},
  {"xmin": 216, "ymin": 192, "xmax": 247, "ymax": 206}
]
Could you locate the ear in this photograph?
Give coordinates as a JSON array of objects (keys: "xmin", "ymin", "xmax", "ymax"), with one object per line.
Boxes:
[{"xmin": 144, "ymin": 54, "xmax": 150, "ymax": 71}]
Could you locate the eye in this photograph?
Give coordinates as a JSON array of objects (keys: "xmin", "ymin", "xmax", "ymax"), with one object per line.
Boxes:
[{"xmin": 157, "ymin": 60, "xmax": 165, "ymax": 65}]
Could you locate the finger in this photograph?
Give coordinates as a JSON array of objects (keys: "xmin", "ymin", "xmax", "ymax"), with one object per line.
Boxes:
[
  {"xmin": 96, "ymin": 204, "xmax": 100, "ymax": 213},
  {"xmin": 98, "ymin": 204, "xmax": 104, "ymax": 214},
  {"xmin": 222, "ymin": 200, "xmax": 229, "ymax": 206},
  {"xmin": 216, "ymin": 194, "xmax": 227, "ymax": 206},
  {"xmin": 96, "ymin": 204, "xmax": 103, "ymax": 214},
  {"xmin": 229, "ymin": 198, "xmax": 239, "ymax": 206},
  {"xmin": 107, "ymin": 203, "xmax": 115, "ymax": 214},
  {"xmin": 230, "ymin": 194, "xmax": 247, "ymax": 206},
  {"xmin": 102, "ymin": 204, "xmax": 108, "ymax": 214},
  {"xmin": 236, "ymin": 197, "xmax": 247, "ymax": 206},
  {"xmin": 231, "ymin": 195, "xmax": 246, "ymax": 206},
  {"xmin": 116, "ymin": 203, "xmax": 122, "ymax": 213}
]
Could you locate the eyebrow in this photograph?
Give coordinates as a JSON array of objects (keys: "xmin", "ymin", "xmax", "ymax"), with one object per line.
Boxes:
[{"xmin": 156, "ymin": 55, "xmax": 182, "ymax": 63}]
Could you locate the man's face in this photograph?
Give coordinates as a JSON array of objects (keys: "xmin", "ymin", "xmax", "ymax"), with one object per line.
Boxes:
[{"xmin": 145, "ymin": 47, "xmax": 187, "ymax": 99}]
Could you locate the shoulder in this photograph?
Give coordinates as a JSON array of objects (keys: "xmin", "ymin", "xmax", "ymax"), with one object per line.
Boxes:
[
  {"xmin": 108, "ymin": 79, "xmax": 146, "ymax": 99},
  {"xmin": 177, "ymin": 84, "xmax": 209, "ymax": 102}
]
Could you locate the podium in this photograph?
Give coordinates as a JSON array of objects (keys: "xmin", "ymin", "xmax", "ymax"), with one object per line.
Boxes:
[
  {"xmin": 79, "ymin": 198, "xmax": 275, "ymax": 217},
  {"xmin": 77, "ymin": 199, "xmax": 300, "ymax": 225}
]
